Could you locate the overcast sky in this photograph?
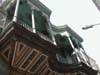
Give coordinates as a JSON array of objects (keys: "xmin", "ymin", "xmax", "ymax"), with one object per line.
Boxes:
[{"xmin": 40, "ymin": 0, "xmax": 100, "ymax": 67}]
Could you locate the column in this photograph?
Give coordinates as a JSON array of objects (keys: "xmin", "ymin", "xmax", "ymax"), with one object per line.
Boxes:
[
  {"xmin": 12, "ymin": 0, "xmax": 20, "ymax": 22},
  {"xmin": 32, "ymin": 9, "xmax": 36, "ymax": 33}
]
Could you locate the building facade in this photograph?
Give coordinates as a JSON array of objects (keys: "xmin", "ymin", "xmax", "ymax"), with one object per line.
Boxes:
[{"xmin": 0, "ymin": 0, "xmax": 98, "ymax": 75}]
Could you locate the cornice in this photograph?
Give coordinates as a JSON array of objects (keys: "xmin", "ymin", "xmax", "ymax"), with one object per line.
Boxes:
[{"xmin": 29, "ymin": 0, "xmax": 52, "ymax": 17}]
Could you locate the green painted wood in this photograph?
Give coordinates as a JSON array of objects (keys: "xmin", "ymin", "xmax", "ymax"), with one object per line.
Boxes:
[
  {"xmin": 7, "ymin": 0, "xmax": 32, "ymax": 27},
  {"xmin": 34, "ymin": 10, "xmax": 45, "ymax": 32},
  {"xmin": 6, "ymin": 0, "xmax": 52, "ymax": 39},
  {"xmin": 0, "ymin": 27, "xmax": 2, "ymax": 33},
  {"xmin": 34, "ymin": 10, "xmax": 52, "ymax": 39},
  {"xmin": 18, "ymin": 0, "xmax": 32, "ymax": 27}
]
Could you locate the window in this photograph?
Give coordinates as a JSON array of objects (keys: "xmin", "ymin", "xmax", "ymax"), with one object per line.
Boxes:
[
  {"xmin": 18, "ymin": 43, "xmax": 24, "ymax": 52},
  {"xmin": 38, "ymin": 65, "xmax": 47, "ymax": 74},
  {"xmin": 21, "ymin": 51, "xmax": 37, "ymax": 69},
  {"xmin": 55, "ymin": 34, "xmax": 75, "ymax": 64},
  {"xmin": 55, "ymin": 34, "xmax": 73, "ymax": 55},
  {"xmin": 34, "ymin": 10, "xmax": 51, "ymax": 39},
  {"xmin": 30, "ymin": 55, "xmax": 46, "ymax": 72},
  {"xmin": 18, "ymin": 0, "xmax": 32, "ymax": 27},
  {"xmin": 3, "ymin": 49, "xmax": 10, "ymax": 58}
]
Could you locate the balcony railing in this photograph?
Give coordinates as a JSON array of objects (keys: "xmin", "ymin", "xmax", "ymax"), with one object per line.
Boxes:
[{"xmin": 72, "ymin": 48, "xmax": 91, "ymax": 66}]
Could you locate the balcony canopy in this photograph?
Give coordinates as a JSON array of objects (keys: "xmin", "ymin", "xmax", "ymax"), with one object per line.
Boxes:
[{"xmin": 51, "ymin": 24, "xmax": 83, "ymax": 43}]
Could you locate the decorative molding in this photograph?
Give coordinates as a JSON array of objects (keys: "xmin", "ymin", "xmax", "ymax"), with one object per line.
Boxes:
[{"xmin": 29, "ymin": 0, "xmax": 52, "ymax": 17}]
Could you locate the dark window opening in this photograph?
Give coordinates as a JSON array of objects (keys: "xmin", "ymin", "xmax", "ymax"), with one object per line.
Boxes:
[
  {"xmin": 3, "ymin": 49, "xmax": 10, "ymax": 58},
  {"xmin": 55, "ymin": 34, "xmax": 75, "ymax": 64},
  {"xmin": 19, "ymin": 44, "xmax": 24, "ymax": 52},
  {"xmin": 42, "ymin": 30, "xmax": 49, "ymax": 36},
  {"xmin": 27, "ymin": 14, "xmax": 32, "ymax": 21},
  {"xmin": 34, "ymin": 10, "xmax": 52, "ymax": 39},
  {"xmin": 21, "ymin": 51, "xmax": 37, "ymax": 69},
  {"xmin": 42, "ymin": 16, "xmax": 47, "ymax": 25},
  {"xmin": 58, "ymin": 47, "xmax": 66, "ymax": 58},
  {"xmin": 30, "ymin": 55, "xmax": 46, "ymax": 72},
  {"xmin": 20, "ymin": 0, "xmax": 27, "ymax": 5},
  {"xmin": 20, "ymin": 1, "xmax": 23, "ymax": 5},
  {"xmin": 55, "ymin": 34, "xmax": 74, "ymax": 56}
]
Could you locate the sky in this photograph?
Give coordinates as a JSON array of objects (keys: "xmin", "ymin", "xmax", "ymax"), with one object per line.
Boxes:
[{"xmin": 40, "ymin": 0, "xmax": 100, "ymax": 67}]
